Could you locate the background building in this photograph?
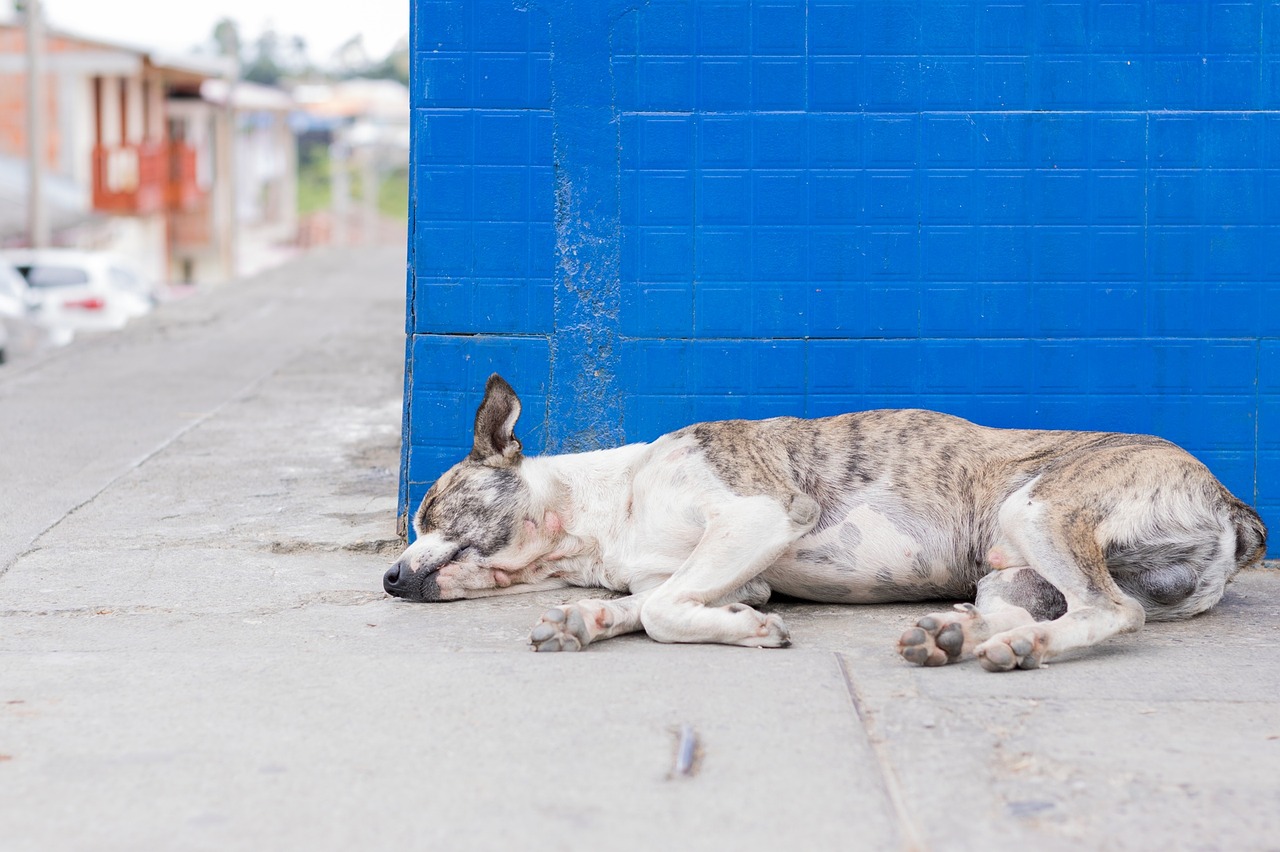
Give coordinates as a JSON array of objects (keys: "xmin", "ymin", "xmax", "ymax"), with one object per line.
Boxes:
[{"xmin": 0, "ymin": 18, "xmax": 299, "ymax": 283}]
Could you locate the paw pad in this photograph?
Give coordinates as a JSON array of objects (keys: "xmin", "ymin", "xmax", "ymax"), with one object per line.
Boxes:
[{"xmin": 529, "ymin": 607, "xmax": 590, "ymax": 652}]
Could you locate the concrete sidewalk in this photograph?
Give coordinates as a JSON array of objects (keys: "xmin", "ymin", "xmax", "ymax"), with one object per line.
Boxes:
[{"xmin": 1, "ymin": 248, "xmax": 1277, "ymax": 851}]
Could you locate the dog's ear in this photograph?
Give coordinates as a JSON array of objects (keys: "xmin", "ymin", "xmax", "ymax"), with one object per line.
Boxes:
[{"xmin": 471, "ymin": 374, "xmax": 523, "ymax": 465}]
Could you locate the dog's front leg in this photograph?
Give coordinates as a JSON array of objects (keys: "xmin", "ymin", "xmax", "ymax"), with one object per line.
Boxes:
[
  {"xmin": 639, "ymin": 493, "xmax": 817, "ymax": 648},
  {"xmin": 529, "ymin": 591, "xmax": 652, "ymax": 652}
]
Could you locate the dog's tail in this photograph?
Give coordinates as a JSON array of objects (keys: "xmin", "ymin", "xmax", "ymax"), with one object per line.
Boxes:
[{"xmin": 1229, "ymin": 498, "xmax": 1267, "ymax": 571}]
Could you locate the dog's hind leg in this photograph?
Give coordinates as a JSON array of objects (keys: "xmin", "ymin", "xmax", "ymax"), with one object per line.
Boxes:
[
  {"xmin": 638, "ymin": 493, "xmax": 818, "ymax": 648},
  {"xmin": 898, "ymin": 566, "xmax": 1064, "ymax": 666},
  {"xmin": 529, "ymin": 591, "xmax": 651, "ymax": 652},
  {"xmin": 972, "ymin": 494, "xmax": 1146, "ymax": 671}
]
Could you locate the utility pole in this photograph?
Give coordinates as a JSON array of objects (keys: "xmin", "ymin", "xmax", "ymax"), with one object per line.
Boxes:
[
  {"xmin": 215, "ymin": 22, "xmax": 240, "ymax": 281},
  {"xmin": 361, "ymin": 143, "xmax": 378, "ymax": 246},
  {"xmin": 24, "ymin": 0, "xmax": 50, "ymax": 247},
  {"xmin": 330, "ymin": 137, "xmax": 349, "ymax": 247}
]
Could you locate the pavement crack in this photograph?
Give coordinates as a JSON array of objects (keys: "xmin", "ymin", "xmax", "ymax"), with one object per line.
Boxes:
[
  {"xmin": 836, "ymin": 652, "xmax": 928, "ymax": 852},
  {"xmin": 1, "ymin": 357, "xmax": 295, "ymax": 580}
]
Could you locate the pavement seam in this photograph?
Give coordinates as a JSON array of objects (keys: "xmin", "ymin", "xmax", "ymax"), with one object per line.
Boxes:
[
  {"xmin": 836, "ymin": 651, "xmax": 929, "ymax": 852},
  {"xmin": 0, "ymin": 356, "xmax": 293, "ymax": 580}
]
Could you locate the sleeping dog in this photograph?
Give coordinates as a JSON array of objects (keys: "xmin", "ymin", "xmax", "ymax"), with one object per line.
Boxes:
[{"xmin": 385, "ymin": 374, "xmax": 1266, "ymax": 671}]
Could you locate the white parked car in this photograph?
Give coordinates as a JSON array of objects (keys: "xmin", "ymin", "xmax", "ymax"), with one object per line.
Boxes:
[
  {"xmin": 0, "ymin": 258, "xmax": 28, "ymax": 364},
  {"xmin": 0, "ymin": 249, "xmax": 156, "ymax": 343}
]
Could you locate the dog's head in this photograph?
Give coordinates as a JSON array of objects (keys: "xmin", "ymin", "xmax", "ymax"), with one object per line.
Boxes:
[{"xmin": 384, "ymin": 374, "xmax": 569, "ymax": 601}]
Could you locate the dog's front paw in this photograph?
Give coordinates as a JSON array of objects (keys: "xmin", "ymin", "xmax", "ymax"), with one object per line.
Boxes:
[
  {"xmin": 744, "ymin": 610, "xmax": 791, "ymax": 648},
  {"xmin": 974, "ymin": 626, "xmax": 1049, "ymax": 672},
  {"xmin": 898, "ymin": 603, "xmax": 981, "ymax": 667},
  {"xmin": 529, "ymin": 606, "xmax": 590, "ymax": 652}
]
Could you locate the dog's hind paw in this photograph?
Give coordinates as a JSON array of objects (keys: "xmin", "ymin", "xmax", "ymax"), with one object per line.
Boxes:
[
  {"xmin": 974, "ymin": 626, "xmax": 1049, "ymax": 672},
  {"xmin": 897, "ymin": 604, "xmax": 981, "ymax": 666},
  {"xmin": 529, "ymin": 606, "xmax": 591, "ymax": 652}
]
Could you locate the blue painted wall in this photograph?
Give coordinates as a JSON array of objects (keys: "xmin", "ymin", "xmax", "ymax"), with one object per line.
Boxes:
[{"xmin": 404, "ymin": 0, "xmax": 1280, "ymax": 544}]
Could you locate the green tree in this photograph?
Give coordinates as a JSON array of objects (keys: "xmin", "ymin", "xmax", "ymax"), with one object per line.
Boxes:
[
  {"xmin": 243, "ymin": 29, "xmax": 283, "ymax": 85},
  {"xmin": 212, "ymin": 18, "xmax": 241, "ymax": 59}
]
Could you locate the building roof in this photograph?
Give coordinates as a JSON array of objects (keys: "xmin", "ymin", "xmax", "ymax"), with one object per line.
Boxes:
[{"xmin": 200, "ymin": 78, "xmax": 294, "ymax": 112}]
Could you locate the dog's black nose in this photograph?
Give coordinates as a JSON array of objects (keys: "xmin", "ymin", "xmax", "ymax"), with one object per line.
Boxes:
[
  {"xmin": 383, "ymin": 557, "xmax": 441, "ymax": 601},
  {"xmin": 384, "ymin": 561, "xmax": 409, "ymax": 596}
]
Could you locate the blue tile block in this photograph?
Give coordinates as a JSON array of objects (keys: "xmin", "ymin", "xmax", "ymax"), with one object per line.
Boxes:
[
  {"xmin": 1093, "ymin": 116, "xmax": 1146, "ymax": 167},
  {"xmin": 867, "ymin": 173, "xmax": 918, "ymax": 222},
  {"xmin": 414, "ymin": 112, "xmax": 471, "ymax": 165},
  {"xmin": 1037, "ymin": 114, "xmax": 1089, "ymax": 167},
  {"xmin": 978, "ymin": 114, "xmax": 1033, "ymax": 164},
  {"xmin": 475, "ymin": 112, "xmax": 529, "ymax": 164},
  {"xmin": 1033, "ymin": 228, "xmax": 1089, "ymax": 281},
  {"xmin": 699, "ymin": 116, "xmax": 750, "ymax": 167},
  {"xmin": 622, "ymin": 284, "xmax": 693, "ymax": 337},
  {"xmin": 1150, "ymin": 59, "xmax": 1205, "ymax": 109},
  {"xmin": 979, "ymin": 58, "xmax": 1031, "ymax": 108},
  {"xmin": 864, "ymin": 59, "xmax": 919, "ymax": 109},
  {"xmin": 692, "ymin": 341, "xmax": 753, "ymax": 393},
  {"xmin": 416, "ymin": 167, "xmax": 470, "ymax": 221},
  {"xmin": 472, "ymin": 166, "xmax": 528, "ymax": 221},
  {"xmin": 1092, "ymin": 229, "xmax": 1144, "ymax": 282},
  {"xmin": 754, "ymin": 2, "xmax": 806, "ymax": 55},
  {"xmin": 753, "ymin": 172, "xmax": 806, "ymax": 224},
  {"xmin": 1038, "ymin": 58, "xmax": 1089, "ymax": 108},
  {"xmin": 413, "ymin": 54, "xmax": 469, "ymax": 107},
  {"xmin": 921, "ymin": 59, "xmax": 977, "ymax": 109},
  {"xmin": 866, "ymin": 230, "xmax": 919, "ymax": 280},
  {"xmin": 752, "ymin": 58, "xmax": 806, "ymax": 109},
  {"xmin": 638, "ymin": 0, "xmax": 694, "ymax": 55},
  {"xmin": 752, "ymin": 283, "xmax": 809, "ymax": 335},
  {"xmin": 638, "ymin": 173, "xmax": 694, "ymax": 225},
  {"xmin": 472, "ymin": 0, "xmax": 530, "ymax": 50},
  {"xmin": 1039, "ymin": 2, "xmax": 1088, "ymax": 52},
  {"xmin": 1206, "ymin": 115, "xmax": 1263, "ymax": 167},
  {"xmin": 1094, "ymin": 173, "xmax": 1144, "ymax": 224},
  {"xmin": 812, "ymin": 173, "xmax": 860, "ymax": 223},
  {"xmin": 922, "ymin": 2, "xmax": 977, "ymax": 54},
  {"xmin": 638, "ymin": 116, "xmax": 694, "ymax": 168},
  {"xmin": 978, "ymin": 227, "xmax": 1032, "ymax": 282},
  {"xmin": 473, "ymin": 54, "xmax": 530, "ymax": 107},
  {"xmin": 809, "ymin": 59, "xmax": 861, "ymax": 111},
  {"xmin": 923, "ymin": 227, "xmax": 977, "ymax": 280},
  {"xmin": 696, "ymin": 3, "xmax": 750, "ymax": 55},
  {"xmin": 700, "ymin": 173, "xmax": 750, "ymax": 224},
  {"xmin": 1092, "ymin": 1, "xmax": 1144, "ymax": 50},
  {"xmin": 922, "ymin": 116, "xmax": 976, "ymax": 166},
  {"xmin": 417, "ymin": 2, "xmax": 468, "ymax": 51},
  {"xmin": 415, "ymin": 224, "xmax": 471, "ymax": 276},
  {"xmin": 638, "ymin": 58, "xmax": 696, "ymax": 110},
  {"xmin": 637, "ymin": 228, "xmax": 694, "ymax": 280},
  {"xmin": 698, "ymin": 59, "xmax": 752, "ymax": 110},
  {"xmin": 754, "ymin": 340, "xmax": 807, "ymax": 392},
  {"xmin": 472, "ymin": 223, "xmax": 528, "ymax": 275},
  {"xmin": 864, "ymin": 0, "xmax": 922, "ymax": 53},
  {"xmin": 980, "ymin": 2, "xmax": 1031, "ymax": 53},
  {"xmin": 752, "ymin": 228, "xmax": 807, "ymax": 280},
  {"xmin": 1152, "ymin": 2, "xmax": 1202, "ymax": 51},
  {"xmin": 810, "ymin": 4, "xmax": 864, "ymax": 55}
]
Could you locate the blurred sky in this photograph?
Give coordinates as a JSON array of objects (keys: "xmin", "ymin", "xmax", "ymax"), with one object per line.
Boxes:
[{"xmin": 41, "ymin": 0, "xmax": 408, "ymax": 62}]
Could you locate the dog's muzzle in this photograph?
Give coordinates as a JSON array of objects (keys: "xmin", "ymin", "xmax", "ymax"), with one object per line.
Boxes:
[{"xmin": 383, "ymin": 558, "xmax": 442, "ymax": 602}]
